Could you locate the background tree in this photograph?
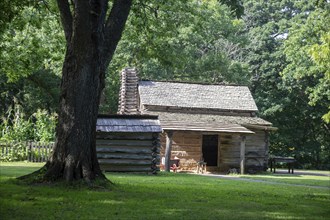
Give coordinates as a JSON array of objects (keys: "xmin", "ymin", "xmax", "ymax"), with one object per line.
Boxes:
[
  {"xmin": 280, "ymin": 2, "xmax": 330, "ymax": 168},
  {"xmin": 243, "ymin": 0, "xmax": 329, "ymax": 169},
  {"xmin": 0, "ymin": 0, "xmax": 32, "ymax": 36},
  {"xmin": 282, "ymin": 4, "xmax": 330, "ymax": 123},
  {"xmin": 0, "ymin": 2, "xmax": 62, "ymax": 145},
  {"xmin": 0, "ymin": 3, "xmax": 63, "ymax": 118}
]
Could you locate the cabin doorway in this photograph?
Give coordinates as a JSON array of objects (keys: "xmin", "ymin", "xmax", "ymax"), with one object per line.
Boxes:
[{"xmin": 202, "ymin": 135, "xmax": 218, "ymax": 166}]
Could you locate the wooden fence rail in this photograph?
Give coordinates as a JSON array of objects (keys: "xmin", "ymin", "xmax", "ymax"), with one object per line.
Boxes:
[{"xmin": 0, "ymin": 142, "xmax": 54, "ymax": 162}]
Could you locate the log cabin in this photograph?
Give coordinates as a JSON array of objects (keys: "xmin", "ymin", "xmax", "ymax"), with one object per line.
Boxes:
[
  {"xmin": 137, "ymin": 80, "xmax": 277, "ymax": 174},
  {"xmin": 103, "ymin": 68, "xmax": 276, "ymax": 174}
]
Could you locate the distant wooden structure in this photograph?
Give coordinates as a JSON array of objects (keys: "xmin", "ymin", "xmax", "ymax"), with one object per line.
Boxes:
[
  {"xmin": 104, "ymin": 68, "xmax": 276, "ymax": 174},
  {"xmin": 269, "ymin": 156, "xmax": 295, "ymax": 174},
  {"xmin": 138, "ymin": 81, "xmax": 277, "ymax": 174},
  {"xmin": 96, "ymin": 114, "xmax": 162, "ymax": 173}
]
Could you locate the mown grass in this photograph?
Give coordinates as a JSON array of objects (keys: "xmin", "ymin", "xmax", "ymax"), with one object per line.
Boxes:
[
  {"xmin": 0, "ymin": 162, "xmax": 329, "ymax": 220},
  {"xmin": 240, "ymin": 171, "xmax": 330, "ymax": 188}
]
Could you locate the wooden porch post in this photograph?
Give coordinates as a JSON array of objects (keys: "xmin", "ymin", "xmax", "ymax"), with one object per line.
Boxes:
[
  {"xmin": 264, "ymin": 131, "xmax": 270, "ymax": 168},
  {"xmin": 240, "ymin": 135, "xmax": 246, "ymax": 174},
  {"xmin": 165, "ymin": 131, "xmax": 173, "ymax": 172}
]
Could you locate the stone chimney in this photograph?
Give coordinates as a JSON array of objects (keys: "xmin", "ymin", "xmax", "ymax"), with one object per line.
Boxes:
[{"xmin": 117, "ymin": 68, "xmax": 140, "ymax": 115}]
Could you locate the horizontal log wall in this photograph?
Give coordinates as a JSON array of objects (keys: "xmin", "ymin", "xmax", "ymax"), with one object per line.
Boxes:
[
  {"xmin": 160, "ymin": 131, "xmax": 202, "ymax": 170},
  {"xmin": 96, "ymin": 132, "xmax": 160, "ymax": 173}
]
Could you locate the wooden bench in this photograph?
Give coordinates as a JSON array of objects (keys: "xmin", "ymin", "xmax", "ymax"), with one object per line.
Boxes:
[{"xmin": 269, "ymin": 157, "xmax": 295, "ymax": 174}]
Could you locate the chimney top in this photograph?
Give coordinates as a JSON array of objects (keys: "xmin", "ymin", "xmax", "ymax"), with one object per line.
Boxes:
[{"xmin": 117, "ymin": 68, "xmax": 140, "ymax": 115}]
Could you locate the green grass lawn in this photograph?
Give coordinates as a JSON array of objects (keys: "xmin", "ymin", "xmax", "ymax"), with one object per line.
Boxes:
[
  {"xmin": 239, "ymin": 171, "xmax": 330, "ymax": 188},
  {"xmin": 0, "ymin": 162, "xmax": 329, "ymax": 220}
]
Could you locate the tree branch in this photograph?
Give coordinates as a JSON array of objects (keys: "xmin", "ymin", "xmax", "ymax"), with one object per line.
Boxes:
[
  {"xmin": 57, "ymin": 0, "xmax": 73, "ymax": 43},
  {"xmin": 103, "ymin": 0, "xmax": 133, "ymax": 66}
]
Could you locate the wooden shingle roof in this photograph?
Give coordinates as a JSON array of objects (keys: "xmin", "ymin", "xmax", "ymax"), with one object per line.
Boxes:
[{"xmin": 139, "ymin": 81, "xmax": 258, "ymax": 112}]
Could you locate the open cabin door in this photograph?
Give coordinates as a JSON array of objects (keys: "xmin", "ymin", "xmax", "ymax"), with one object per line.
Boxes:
[{"xmin": 202, "ymin": 135, "xmax": 218, "ymax": 166}]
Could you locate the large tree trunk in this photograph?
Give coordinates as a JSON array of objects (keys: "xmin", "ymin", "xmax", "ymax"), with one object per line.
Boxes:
[
  {"xmin": 45, "ymin": 43, "xmax": 105, "ymax": 182},
  {"xmin": 19, "ymin": 0, "xmax": 132, "ymax": 183}
]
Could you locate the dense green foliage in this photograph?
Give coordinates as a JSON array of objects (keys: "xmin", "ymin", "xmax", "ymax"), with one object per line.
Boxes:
[
  {"xmin": 1, "ymin": 106, "xmax": 56, "ymax": 142},
  {"xmin": 0, "ymin": 0, "xmax": 329, "ymax": 169},
  {"xmin": 0, "ymin": 163, "xmax": 329, "ymax": 219},
  {"xmin": 242, "ymin": 0, "xmax": 330, "ymax": 169},
  {"xmin": 0, "ymin": 2, "xmax": 61, "ymax": 143},
  {"xmin": 0, "ymin": 109, "xmax": 55, "ymax": 165},
  {"xmin": 282, "ymin": 4, "xmax": 330, "ymax": 123}
]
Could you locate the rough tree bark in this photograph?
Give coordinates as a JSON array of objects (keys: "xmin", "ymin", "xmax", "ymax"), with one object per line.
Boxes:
[{"xmin": 20, "ymin": 0, "xmax": 133, "ymax": 183}]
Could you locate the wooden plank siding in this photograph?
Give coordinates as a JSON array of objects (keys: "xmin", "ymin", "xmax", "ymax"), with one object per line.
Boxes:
[
  {"xmin": 245, "ymin": 130, "xmax": 268, "ymax": 171},
  {"xmin": 160, "ymin": 129, "xmax": 268, "ymax": 172},
  {"xmin": 96, "ymin": 132, "xmax": 160, "ymax": 173}
]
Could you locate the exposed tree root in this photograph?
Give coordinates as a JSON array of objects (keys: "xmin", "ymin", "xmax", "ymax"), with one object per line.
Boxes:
[{"xmin": 17, "ymin": 161, "xmax": 111, "ymax": 188}]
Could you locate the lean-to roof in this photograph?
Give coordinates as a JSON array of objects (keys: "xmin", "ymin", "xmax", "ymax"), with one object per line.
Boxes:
[{"xmin": 96, "ymin": 115, "xmax": 162, "ymax": 133}]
